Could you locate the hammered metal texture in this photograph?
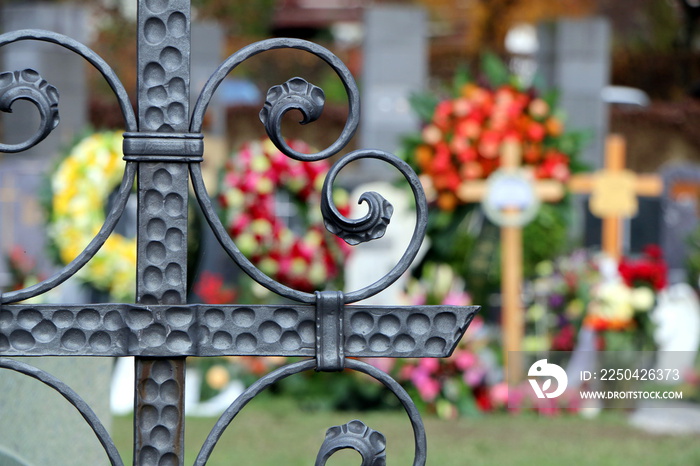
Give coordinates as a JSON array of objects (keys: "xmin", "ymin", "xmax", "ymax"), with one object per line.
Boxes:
[
  {"xmin": 137, "ymin": 163, "xmax": 189, "ymax": 305},
  {"xmin": 138, "ymin": 0, "xmax": 190, "ymax": 133},
  {"xmin": 0, "ymin": 3, "xmax": 482, "ymax": 464},
  {"xmin": 135, "ymin": 358, "xmax": 185, "ymax": 466},
  {"xmin": 135, "ymin": 1, "xmax": 192, "ymax": 464},
  {"xmin": 0, "ymin": 304, "xmax": 479, "ymax": 358}
]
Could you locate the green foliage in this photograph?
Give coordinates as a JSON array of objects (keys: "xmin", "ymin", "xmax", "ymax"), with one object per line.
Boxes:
[
  {"xmin": 274, "ymin": 366, "xmax": 399, "ymax": 412},
  {"xmin": 480, "ymin": 52, "xmax": 510, "ymax": 88},
  {"xmin": 415, "ymin": 201, "xmax": 572, "ymax": 306},
  {"xmin": 522, "ymin": 201, "xmax": 571, "ymax": 277},
  {"xmin": 686, "ymin": 226, "xmax": 700, "ymax": 288},
  {"xmin": 317, "ymin": 70, "xmax": 348, "ymax": 106},
  {"xmin": 451, "ymin": 63, "xmax": 472, "ymax": 96},
  {"xmin": 407, "ymin": 92, "xmax": 439, "ymax": 123},
  {"xmin": 113, "ymin": 398, "xmax": 700, "ymax": 465}
]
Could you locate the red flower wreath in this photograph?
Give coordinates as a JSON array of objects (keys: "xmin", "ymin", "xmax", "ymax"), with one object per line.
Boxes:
[
  {"xmin": 219, "ymin": 138, "xmax": 351, "ymax": 292},
  {"xmin": 412, "ymin": 82, "xmax": 574, "ymax": 211}
]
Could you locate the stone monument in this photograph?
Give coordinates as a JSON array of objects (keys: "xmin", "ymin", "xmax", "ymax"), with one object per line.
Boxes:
[{"xmin": 359, "ymin": 5, "xmax": 427, "ymax": 180}]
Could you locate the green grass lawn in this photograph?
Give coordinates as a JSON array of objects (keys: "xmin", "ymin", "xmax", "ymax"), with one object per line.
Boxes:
[{"xmin": 112, "ymin": 396, "xmax": 700, "ymax": 465}]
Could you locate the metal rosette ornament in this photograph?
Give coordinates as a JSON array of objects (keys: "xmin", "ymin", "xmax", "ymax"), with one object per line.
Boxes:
[{"xmin": 189, "ymin": 38, "xmax": 479, "ymax": 465}]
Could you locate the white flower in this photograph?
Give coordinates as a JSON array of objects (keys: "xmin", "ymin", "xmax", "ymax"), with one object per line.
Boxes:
[
  {"xmin": 595, "ymin": 282, "xmax": 634, "ymax": 322},
  {"xmin": 630, "ymin": 286, "xmax": 655, "ymax": 311}
]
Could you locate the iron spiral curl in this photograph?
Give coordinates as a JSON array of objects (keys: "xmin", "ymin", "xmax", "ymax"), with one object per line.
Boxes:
[
  {"xmin": 190, "ymin": 147, "xmax": 428, "ymax": 305},
  {"xmin": 190, "ymin": 37, "xmax": 359, "ymax": 162},
  {"xmin": 259, "ymin": 76, "xmax": 327, "ymax": 161},
  {"xmin": 0, "ymin": 29, "xmax": 137, "ymax": 133},
  {"xmin": 0, "ymin": 69, "xmax": 59, "ymax": 153},
  {"xmin": 321, "ymin": 149, "xmax": 428, "ymax": 303},
  {"xmin": 189, "ymin": 39, "xmax": 427, "ymax": 304}
]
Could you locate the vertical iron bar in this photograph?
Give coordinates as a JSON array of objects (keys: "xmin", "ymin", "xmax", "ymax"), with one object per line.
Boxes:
[{"xmin": 134, "ymin": 1, "xmax": 191, "ymax": 465}]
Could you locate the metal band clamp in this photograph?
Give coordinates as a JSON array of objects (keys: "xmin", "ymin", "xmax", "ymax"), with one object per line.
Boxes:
[
  {"xmin": 315, "ymin": 290, "xmax": 345, "ymax": 371},
  {"xmin": 122, "ymin": 132, "xmax": 204, "ymax": 162}
]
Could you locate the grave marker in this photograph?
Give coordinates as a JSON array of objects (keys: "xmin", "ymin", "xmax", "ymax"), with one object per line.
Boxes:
[
  {"xmin": 569, "ymin": 134, "xmax": 663, "ymax": 261},
  {"xmin": 660, "ymin": 163, "xmax": 700, "ymax": 280},
  {"xmin": 360, "ymin": 5, "xmax": 427, "ymax": 179},
  {"xmin": 458, "ymin": 139, "xmax": 564, "ymax": 378},
  {"xmin": 537, "ymin": 17, "xmax": 611, "ymax": 170},
  {"xmin": 652, "ymin": 282, "xmax": 700, "ymax": 376}
]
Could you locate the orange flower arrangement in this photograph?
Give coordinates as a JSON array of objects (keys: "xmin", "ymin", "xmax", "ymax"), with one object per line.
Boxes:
[{"xmin": 405, "ymin": 55, "xmax": 579, "ymax": 211}]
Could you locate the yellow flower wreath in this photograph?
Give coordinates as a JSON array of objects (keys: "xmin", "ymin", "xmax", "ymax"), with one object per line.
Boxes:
[{"xmin": 48, "ymin": 131, "xmax": 136, "ymax": 301}]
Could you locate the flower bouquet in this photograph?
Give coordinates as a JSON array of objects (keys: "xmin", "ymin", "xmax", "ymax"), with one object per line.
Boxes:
[
  {"xmin": 218, "ymin": 138, "xmax": 352, "ymax": 293},
  {"xmin": 528, "ymin": 246, "xmax": 667, "ymax": 353},
  {"xmin": 400, "ymin": 54, "xmax": 585, "ymax": 303},
  {"xmin": 526, "ymin": 250, "xmax": 601, "ymax": 352},
  {"xmin": 584, "ymin": 245, "xmax": 667, "ymax": 352},
  {"xmin": 406, "ymin": 60, "xmax": 578, "ymax": 212}
]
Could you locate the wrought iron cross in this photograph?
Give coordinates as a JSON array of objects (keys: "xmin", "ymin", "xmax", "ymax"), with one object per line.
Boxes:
[{"xmin": 0, "ymin": 2, "xmax": 479, "ymax": 464}]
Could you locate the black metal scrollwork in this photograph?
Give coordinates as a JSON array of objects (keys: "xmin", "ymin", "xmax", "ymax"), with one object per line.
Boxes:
[
  {"xmin": 259, "ymin": 76, "xmax": 326, "ymax": 160},
  {"xmin": 0, "ymin": 30, "xmax": 137, "ymax": 132},
  {"xmin": 0, "ymin": 69, "xmax": 59, "ymax": 153},
  {"xmin": 323, "ymin": 190, "xmax": 394, "ymax": 245},
  {"xmin": 0, "ymin": 29, "xmax": 137, "ymax": 305},
  {"xmin": 191, "ymin": 38, "xmax": 359, "ymax": 162},
  {"xmin": 194, "ymin": 359, "xmax": 427, "ymax": 466},
  {"xmin": 190, "ymin": 38, "xmax": 428, "ymax": 304},
  {"xmin": 0, "ymin": 10, "xmax": 479, "ymax": 464}
]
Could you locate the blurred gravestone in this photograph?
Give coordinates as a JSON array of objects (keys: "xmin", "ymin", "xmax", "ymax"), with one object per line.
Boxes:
[
  {"xmin": 537, "ymin": 18, "xmax": 612, "ymax": 245},
  {"xmin": 359, "ymin": 5, "xmax": 427, "ymax": 181},
  {"xmin": 0, "ymin": 3, "xmax": 112, "ymax": 465},
  {"xmin": 185, "ymin": 21, "xmax": 234, "ymax": 295},
  {"xmin": 660, "ymin": 164, "xmax": 700, "ymax": 283},
  {"xmin": 537, "ymin": 17, "xmax": 611, "ymax": 170},
  {"xmin": 191, "ymin": 22, "xmax": 225, "ymax": 136}
]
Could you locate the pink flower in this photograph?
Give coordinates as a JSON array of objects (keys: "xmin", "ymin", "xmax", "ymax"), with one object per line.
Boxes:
[
  {"xmin": 490, "ymin": 382, "xmax": 510, "ymax": 407},
  {"xmin": 453, "ymin": 350, "xmax": 476, "ymax": 371},
  {"xmin": 464, "ymin": 367, "xmax": 485, "ymax": 387},
  {"xmin": 363, "ymin": 358, "xmax": 395, "ymax": 373},
  {"xmin": 399, "ymin": 364, "xmax": 415, "ymax": 381},
  {"xmin": 412, "ymin": 370, "xmax": 441, "ymax": 402},
  {"xmin": 442, "ymin": 290, "xmax": 471, "ymax": 306},
  {"xmin": 419, "ymin": 357, "xmax": 440, "ymax": 374}
]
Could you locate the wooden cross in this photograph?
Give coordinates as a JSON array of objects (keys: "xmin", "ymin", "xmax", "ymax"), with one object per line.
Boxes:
[
  {"xmin": 457, "ymin": 140, "xmax": 564, "ymax": 378},
  {"xmin": 568, "ymin": 134, "xmax": 663, "ymax": 261}
]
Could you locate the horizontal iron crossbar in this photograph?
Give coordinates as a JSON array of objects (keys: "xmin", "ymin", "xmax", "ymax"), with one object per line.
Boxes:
[{"xmin": 0, "ymin": 303, "xmax": 478, "ymax": 358}]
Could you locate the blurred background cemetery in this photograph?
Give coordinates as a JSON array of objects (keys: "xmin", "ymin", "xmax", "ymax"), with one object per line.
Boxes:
[{"xmin": 3, "ymin": 0, "xmax": 700, "ymax": 464}]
